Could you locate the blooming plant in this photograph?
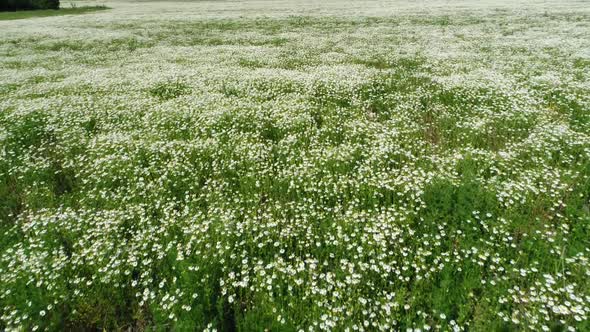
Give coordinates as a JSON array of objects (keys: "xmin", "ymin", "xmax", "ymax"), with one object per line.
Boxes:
[{"xmin": 0, "ymin": 0, "xmax": 589, "ymax": 331}]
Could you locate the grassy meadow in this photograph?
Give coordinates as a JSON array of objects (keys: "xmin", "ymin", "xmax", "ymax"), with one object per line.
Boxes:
[{"xmin": 0, "ymin": 0, "xmax": 589, "ymax": 330}]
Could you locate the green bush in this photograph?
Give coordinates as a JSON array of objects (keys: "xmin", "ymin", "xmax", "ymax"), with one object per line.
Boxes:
[{"xmin": 1, "ymin": 0, "xmax": 60, "ymax": 11}]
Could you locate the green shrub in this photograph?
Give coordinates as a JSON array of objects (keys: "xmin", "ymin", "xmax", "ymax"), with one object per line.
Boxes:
[{"xmin": 1, "ymin": 0, "xmax": 60, "ymax": 11}]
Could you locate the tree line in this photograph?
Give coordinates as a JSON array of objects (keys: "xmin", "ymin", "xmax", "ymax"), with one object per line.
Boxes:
[{"xmin": 1, "ymin": 0, "xmax": 60, "ymax": 11}]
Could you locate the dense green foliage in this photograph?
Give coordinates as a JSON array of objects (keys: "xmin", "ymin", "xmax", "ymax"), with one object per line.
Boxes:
[{"xmin": 0, "ymin": 0, "xmax": 59, "ymax": 11}]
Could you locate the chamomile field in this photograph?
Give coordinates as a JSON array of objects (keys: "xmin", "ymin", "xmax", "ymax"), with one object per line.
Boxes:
[{"xmin": 1, "ymin": 0, "xmax": 590, "ymax": 331}]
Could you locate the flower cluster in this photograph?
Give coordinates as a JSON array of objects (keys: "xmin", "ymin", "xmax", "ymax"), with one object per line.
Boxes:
[{"xmin": 1, "ymin": 0, "xmax": 589, "ymax": 331}]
